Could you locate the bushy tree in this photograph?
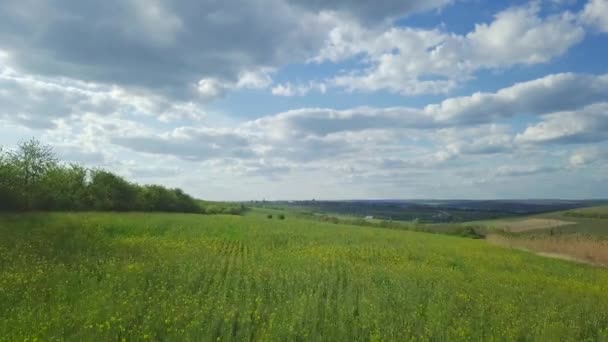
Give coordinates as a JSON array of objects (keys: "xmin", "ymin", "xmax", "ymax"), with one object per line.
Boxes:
[
  {"xmin": 6, "ymin": 139, "xmax": 59, "ymax": 209},
  {"xmin": 88, "ymin": 170, "xmax": 139, "ymax": 211},
  {"xmin": 0, "ymin": 138, "xmax": 219, "ymax": 215},
  {"xmin": 33, "ymin": 165, "xmax": 89, "ymax": 210},
  {"xmin": 0, "ymin": 148, "xmax": 22, "ymax": 210}
]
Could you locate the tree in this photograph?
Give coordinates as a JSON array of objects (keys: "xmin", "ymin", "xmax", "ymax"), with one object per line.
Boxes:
[
  {"xmin": 0, "ymin": 139, "xmax": 215, "ymax": 214},
  {"xmin": 33, "ymin": 164, "xmax": 89, "ymax": 210},
  {"xmin": 2, "ymin": 139, "xmax": 59, "ymax": 209},
  {"xmin": 88, "ymin": 170, "xmax": 138, "ymax": 211},
  {"xmin": 10, "ymin": 139, "xmax": 58, "ymax": 187},
  {"xmin": 0, "ymin": 148, "xmax": 22, "ymax": 210}
]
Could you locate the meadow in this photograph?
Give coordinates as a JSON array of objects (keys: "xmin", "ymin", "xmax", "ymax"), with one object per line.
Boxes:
[{"xmin": 1, "ymin": 212, "xmax": 608, "ymax": 340}]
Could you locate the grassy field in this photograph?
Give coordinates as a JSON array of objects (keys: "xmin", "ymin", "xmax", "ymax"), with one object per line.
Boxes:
[{"xmin": 2, "ymin": 212, "xmax": 608, "ymax": 340}]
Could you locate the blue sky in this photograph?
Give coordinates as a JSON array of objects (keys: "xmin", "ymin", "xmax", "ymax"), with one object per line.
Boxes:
[{"xmin": 0, "ymin": 0, "xmax": 607, "ymax": 200}]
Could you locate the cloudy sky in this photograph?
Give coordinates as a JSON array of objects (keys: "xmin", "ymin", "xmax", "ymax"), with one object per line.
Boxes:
[{"xmin": 1, "ymin": 0, "xmax": 607, "ymax": 200}]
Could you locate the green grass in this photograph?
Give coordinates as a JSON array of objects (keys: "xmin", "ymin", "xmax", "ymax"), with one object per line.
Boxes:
[{"xmin": 2, "ymin": 212, "xmax": 608, "ymax": 340}]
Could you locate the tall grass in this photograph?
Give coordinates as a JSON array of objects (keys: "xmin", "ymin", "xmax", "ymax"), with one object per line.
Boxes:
[{"xmin": 1, "ymin": 212, "xmax": 608, "ymax": 340}]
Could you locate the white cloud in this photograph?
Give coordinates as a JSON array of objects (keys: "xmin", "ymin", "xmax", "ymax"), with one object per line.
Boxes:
[
  {"xmin": 0, "ymin": 65, "xmax": 208, "ymax": 128},
  {"xmin": 1, "ymin": 1, "xmax": 607, "ymax": 200},
  {"xmin": 466, "ymin": 4, "xmax": 582, "ymax": 66},
  {"xmin": 495, "ymin": 165, "xmax": 559, "ymax": 177},
  {"xmin": 197, "ymin": 68, "xmax": 275, "ymax": 101},
  {"xmin": 236, "ymin": 69, "xmax": 274, "ymax": 89},
  {"xmin": 112, "ymin": 127, "xmax": 256, "ymax": 161},
  {"xmin": 0, "ymin": 0, "xmax": 449, "ymax": 101},
  {"xmin": 196, "ymin": 78, "xmax": 227, "ymax": 100},
  {"xmin": 426, "ymin": 72, "xmax": 608, "ymax": 124},
  {"xmin": 515, "ymin": 102, "xmax": 608, "ymax": 145},
  {"xmin": 271, "ymin": 81, "xmax": 327, "ymax": 96},
  {"xmin": 436, "ymin": 125, "xmax": 515, "ymax": 156},
  {"xmin": 127, "ymin": 0, "xmax": 184, "ymax": 46},
  {"xmin": 569, "ymin": 146, "xmax": 608, "ymax": 166},
  {"xmin": 286, "ymin": 0, "xmax": 452, "ymax": 24},
  {"xmin": 251, "ymin": 73, "xmax": 608, "ymax": 139},
  {"xmin": 581, "ymin": 0, "xmax": 608, "ymax": 32},
  {"xmin": 316, "ymin": 4, "xmax": 585, "ymax": 95}
]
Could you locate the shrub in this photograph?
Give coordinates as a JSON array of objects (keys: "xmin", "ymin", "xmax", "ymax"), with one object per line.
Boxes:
[
  {"xmin": 0, "ymin": 139, "xmax": 202, "ymax": 214},
  {"xmin": 278, "ymin": 214, "xmax": 285, "ymax": 220}
]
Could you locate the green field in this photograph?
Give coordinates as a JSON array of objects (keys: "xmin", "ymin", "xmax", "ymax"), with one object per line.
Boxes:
[{"xmin": 2, "ymin": 212, "xmax": 608, "ymax": 340}]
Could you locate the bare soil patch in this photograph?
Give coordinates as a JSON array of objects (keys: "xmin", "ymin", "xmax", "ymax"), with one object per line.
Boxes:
[
  {"xmin": 490, "ymin": 218, "xmax": 575, "ymax": 233},
  {"xmin": 487, "ymin": 234, "xmax": 608, "ymax": 267}
]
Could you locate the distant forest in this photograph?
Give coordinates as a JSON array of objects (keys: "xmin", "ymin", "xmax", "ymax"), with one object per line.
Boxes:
[{"xmin": 0, "ymin": 139, "xmax": 244, "ymax": 214}]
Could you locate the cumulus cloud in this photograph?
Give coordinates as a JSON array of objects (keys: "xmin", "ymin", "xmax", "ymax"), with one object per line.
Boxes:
[
  {"xmin": 434, "ymin": 125, "xmax": 515, "ymax": 156},
  {"xmin": 287, "ymin": 0, "xmax": 452, "ymax": 23},
  {"xmin": 271, "ymin": 82, "xmax": 327, "ymax": 97},
  {"xmin": 569, "ymin": 146, "xmax": 608, "ymax": 166},
  {"xmin": 89, "ymin": 71, "xmax": 608, "ymax": 184},
  {"xmin": 0, "ymin": 0, "xmax": 450, "ymax": 101},
  {"xmin": 581, "ymin": 0, "xmax": 608, "ymax": 32},
  {"xmin": 425, "ymin": 73, "xmax": 608, "ymax": 124},
  {"xmin": 212, "ymin": 158, "xmax": 292, "ymax": 180},
  {"xmin": 4, "ymin": 68, "xmax": 607, "ymax": 180},
  {"xmin": 1, "ymin": 0, "xmax": 606, "ymax": 198},
  {"xmin": 466, "ymin": 4, "xmax": 582, "ymax": 65},
  {"xmin": 198, "ymin": 69, "xmax": 274, "ymax": 101},
  {"xmin": 316, "ymin": 4, "xmax": 585, "ymax": 95},
  {"xmin": 111, "ymin": 127, "xmax": 256, "ymax": 161},
  {"xmin": 248, "ymin": 73, "xmax": 608, "ymax": 139},
  {"xmin": 495, "ymin": 165, "xmax": 560, "ymax": 177},
  {"xmin": 0, "ymin": 65, "xmax": 208, "ymax": 128},
  {"xmin": 515, "ymin": 103, "xmax": 608, "ymax": 145}
]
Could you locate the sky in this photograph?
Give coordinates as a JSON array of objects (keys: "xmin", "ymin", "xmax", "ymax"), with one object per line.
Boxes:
[{"xmin": 0, "ymin": 0, "xmax": 607, "ymax": 200}]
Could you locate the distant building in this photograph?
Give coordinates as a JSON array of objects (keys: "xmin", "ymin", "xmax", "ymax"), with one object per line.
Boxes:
[{"xmin": 365, "ymin": 215, "xmax": 374, "ymax": 220}]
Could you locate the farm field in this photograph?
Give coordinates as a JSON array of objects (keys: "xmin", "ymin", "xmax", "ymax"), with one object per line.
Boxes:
[
  {"xmin": 460, "ymin": 205, "xmax": 608, "ymax": 266},
  {"xmin": 469, "ymin": 205, "xmax": 608, "ymax": 238},
  {"xmin": 487, "ymin": 234, "xmax": 608, "ymax": 267},
  {"xmin": 2, "ymin": 212, "xmax": 608, "ymax": 340},
  {"xmin": 478, "ymin": 218, "xmax": 575, "ymax": 233},
  {"xmin": 563, "ymin": 205, "xmax": 608, "ymax": 219}
]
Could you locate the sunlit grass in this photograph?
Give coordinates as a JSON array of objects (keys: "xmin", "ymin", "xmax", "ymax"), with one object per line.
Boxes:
[{"xmin": 1, "ymin": 212, "xmax": 608, "ymax": 340}]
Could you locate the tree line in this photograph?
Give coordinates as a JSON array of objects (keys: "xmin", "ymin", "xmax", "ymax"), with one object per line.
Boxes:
[{"xmin": 0, "ymin": 139, "xmax": 243, "ymax": 214}]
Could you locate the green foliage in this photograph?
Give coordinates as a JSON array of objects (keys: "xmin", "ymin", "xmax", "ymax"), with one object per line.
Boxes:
[
  {"xmin": 197, "ymin": 200, "xmax": 247, "ymax": 215},
  {"xmin": 0, "ymin": 139, "xmax": 206, "ymax": 214},
  {"xmin": 1, "ymin": 212, "xmax": 608, "ymax": 340},
  {"xmin": 87, "ymin": 170, "xmax": 138, "ymax": 211},
  {"xmin": 278, "ymin": 214, "xmax": 285, "ymax": 220},
  {"xmin": 0, "ymin": 148, "xmax": 22, "ymax": 210},
  {"xmin": 267, "ymin": 214, "xmax": 273, "ymax": 219}
]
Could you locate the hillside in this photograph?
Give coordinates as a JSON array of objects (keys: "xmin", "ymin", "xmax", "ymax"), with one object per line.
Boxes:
[
  {"xmin": 1, "ymin": 212, "xmax": 608, "ymax": 340},
  {"xmin": 256, "ymin": 199, "xmax": 606, "ymax": 223},
  {"xmin": 463, "ymin": 205, "xmax": 608, "ymax": 267}
]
